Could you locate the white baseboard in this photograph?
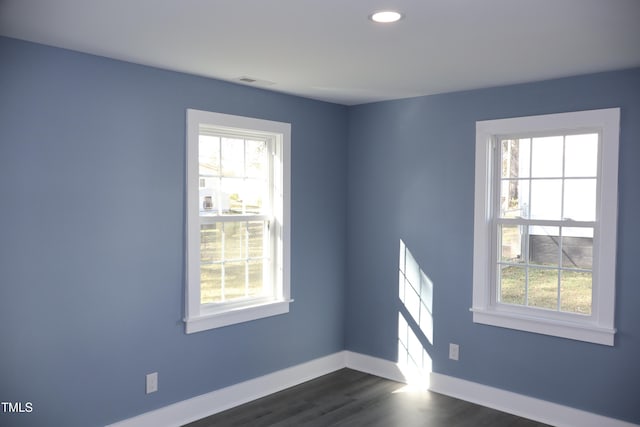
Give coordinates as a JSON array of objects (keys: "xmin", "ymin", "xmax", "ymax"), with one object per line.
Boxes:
[
  {"xmin": 107, "ymin": 350, "xmax": 638, "ymax": 427},
  {"xmin": 344, "ymin": 350, "xmax": 430, "ymax": 388},
  {"xmin": 344, "ymin": 350, "xmax": 407, "ymax": 383},
  {"xmin": 343, "ymin": 351, "xmax": 637, "ymax": 427},
  {"xmin": 105, "ymin": 352, "xmax": 346, "ymax": 427},
  {"xmin": 429, "ymin": 372, "xmax": 638, "ymax": 427}
]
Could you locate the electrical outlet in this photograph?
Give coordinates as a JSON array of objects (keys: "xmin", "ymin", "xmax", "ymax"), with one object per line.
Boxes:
[
  {"xmin": 146, "ymin": 372, "xmax": 158, "ymax": 394},
  {"xmin": 449, "ymin": 343, "xmax": 460, "ymax": 361}
]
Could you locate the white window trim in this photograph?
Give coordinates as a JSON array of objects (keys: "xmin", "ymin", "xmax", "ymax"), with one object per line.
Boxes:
[
  {"xmin": 471, "ymin": 108, "xmax": 620, "ymax": 346},
  {"xmin": 185, "ymin": 109, "xmax": 292, "ymax": 334}
]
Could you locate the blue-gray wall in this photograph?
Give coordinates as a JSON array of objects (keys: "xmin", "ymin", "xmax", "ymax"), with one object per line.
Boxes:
[
  {"xmin": 0, "ymin": 37, "xmax": 347, "ymax": 427},
  {"xmin": 346, "ymin": 69, "xmax": 640, "ymax": 423},
  {"xmin": 2, "ymin": 35, "xmax": 639, "ymax": 426}
]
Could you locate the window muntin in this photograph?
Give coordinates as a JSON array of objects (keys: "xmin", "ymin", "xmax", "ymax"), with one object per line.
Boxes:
[
  {"xmin": 472, "ymin": 108, "xmax": 620, "ymax": 346},
  {"xmin": 198, "ymin": 131, "xmax": 272, "ymax": 305},
  {"xmin": 185, "ymin": 109, "xmax": 291, "ymax": 333},
  {"xmin": 495, "ymin": 133, "xmax": 598, "ymax": 315},
  {"xmin": 199, "ymin": 133, "xmax": 269, "ymax": 216}
]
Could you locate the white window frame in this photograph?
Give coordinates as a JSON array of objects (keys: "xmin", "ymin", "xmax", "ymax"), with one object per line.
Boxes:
[
  {"xmin": 472, "ymin": 108, "xmax": 620, "ymax": 346},
  {"xmin": 185, "ymin": 109, "xmax": 291, "ymax": 334}
]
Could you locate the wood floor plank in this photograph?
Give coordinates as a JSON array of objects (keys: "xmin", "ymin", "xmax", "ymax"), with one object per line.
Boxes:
[{"xmin": 183, "ymin": 369, "xmax": 551, "ymax": 427}]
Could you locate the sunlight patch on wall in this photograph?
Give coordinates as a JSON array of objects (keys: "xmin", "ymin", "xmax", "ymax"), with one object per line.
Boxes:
[{"xmin": 398, "ymin": 240, "xmax": 434, "ymax": 388}]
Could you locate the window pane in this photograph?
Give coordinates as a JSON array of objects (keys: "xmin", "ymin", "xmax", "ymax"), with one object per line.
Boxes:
[
  {"xmin": 501, "ymin": 139, "xmax": 530, "ymax": 178},
  {"xmin": 221, "ymin": 137, "xmax": 245, "ymax": 177},
  {"xmin": 244, "ymin": 178, "xmax": 265, "ymax": 214},
  {"xmin": 199, "ymin": 178, "xmax": 221, "ymax": 216},
  {"xmin": 565, "ymin": 134, "xmax": 598, "ymax": 177},
  {"xmin": 528, "ymin": 267, "xmax": 559, "ymax": 310},
  {"xmin": 199, "ymin": 135, "xmax": 220, "ymax": 176},
  {"xmin": 247, "ymin": 260, "xmax": 265, "ymax": 297},
  {"xmin": 200, "ymin": 223, "xmax": 222, "ymax": 262},
  {"xmin": 248, "ymin": 221, "xmax": 266, "ymax": 259},
  {"xmin": 500, "ymin": 179, "xmax": 528, "ymax": 218},
  {"xmin": 560, "ymin": 270, "xmax": 592, "ymax": 315},
  {"xmin": 499, "ymin": 266, "xmax": 526, "ymax": 305},
  {"xmin": 531, "ymin": 136, "xmax": 563, "ymax": 178},
  {"xmin": 223, "ymin": 261, "xmax": 247, "ymax": 300},
  {"xmin": 201, "ymin": 223, "xmax": 223, "ymax": 304},
  {"xmin": 201, "ymin": 263, "xmax": 222, "ymax": 304},
  {"xmin": 223, "ymin": 221, "xmax": 248, "ymax": 260},
  {"xmin": 519, "ymin": 138, "xmax": 531, "ymax": 177},
  {"xmin": 500, "ymin": 225, "xmax": 523, "ymax": 262},
  {"xmin": 530, "ymin": 179, "xmax": 562, "ymax": 220},
  {"xmin": 562, "ymin": 227, "xmax": 593, "ymax": 269},
  {"xmin": 563, "ymin": 179, "xmax": 596, "ymax": 221},
  {"xmin": 501, "ymin": 138, "xmax": 531, "ymax": 178},
  {"xmin": 218, "ymin": 178, "xmax": 266, "ymax": 215},
  {"xmin": 528, "ymin": 226, "xmax": 560, "ymax": 267},
  {"xmin": 220, "ymin": 178, "xmax": 244, "ymax": 214},
  {"xmin": 246, "ymin": 140, "xmax": 267, "ymax": 179},
  {"xmin": 500, "ymin": 138, "xmax": 530, "ymax": 219}
]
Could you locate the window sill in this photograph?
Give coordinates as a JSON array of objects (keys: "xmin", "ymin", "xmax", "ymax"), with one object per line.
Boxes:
[
  {"xmin": 185, "ymin": 299, "xmax": 293, "ymax": 334},
  {"xmin": 470, "ymin": 307, "xmax": 615, "ymax": 346}
]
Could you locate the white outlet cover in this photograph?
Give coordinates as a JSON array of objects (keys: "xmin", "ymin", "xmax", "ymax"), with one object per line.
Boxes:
[
  {"xmin": 146, "ymin": 372, "xmax": 158, "ymax": 394},
  {"xmin": 449, "ymin": 343, "xmax": 459, "ymax": 361}
]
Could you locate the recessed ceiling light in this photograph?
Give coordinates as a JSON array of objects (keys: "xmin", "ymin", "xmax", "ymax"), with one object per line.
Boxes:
[{"xmin": 369, "ymin": 10, "xmax": 403, "ymax": 23}]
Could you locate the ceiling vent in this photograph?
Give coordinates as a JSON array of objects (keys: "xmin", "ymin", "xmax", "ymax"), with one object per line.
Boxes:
[{"xmin": 237, "ymin": 76, "xmax": 276, "ymax": 86}]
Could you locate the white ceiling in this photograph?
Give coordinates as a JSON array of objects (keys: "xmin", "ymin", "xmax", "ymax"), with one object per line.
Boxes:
[{"xmin": 2, "ymin": 0, "xmax": 640, "ymax": 105}]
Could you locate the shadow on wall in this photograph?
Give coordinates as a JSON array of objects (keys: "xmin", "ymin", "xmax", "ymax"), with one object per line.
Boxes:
[{"xmin": 397, "ymin": 239, "xmax": 434, "ymax": 388}]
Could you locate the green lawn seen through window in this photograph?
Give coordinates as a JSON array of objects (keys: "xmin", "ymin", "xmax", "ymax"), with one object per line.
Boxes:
[{"xmin": 500, "ymin": 266, "xmax": 592, "ymax": 315}]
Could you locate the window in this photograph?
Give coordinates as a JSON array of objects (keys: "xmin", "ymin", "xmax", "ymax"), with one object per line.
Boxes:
[
  {"xmin": 185, "ymin": 109, "xmax": 291, "ymax": 333},
  {"xmin": 472, "ymin": 108, "xmax": 620, "ymax": 346}
]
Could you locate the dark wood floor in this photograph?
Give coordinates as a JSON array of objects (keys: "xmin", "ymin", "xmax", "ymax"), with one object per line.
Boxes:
[{"xmin": 183, "ymin": 369, "xmax": 551, "ymax": 427}]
